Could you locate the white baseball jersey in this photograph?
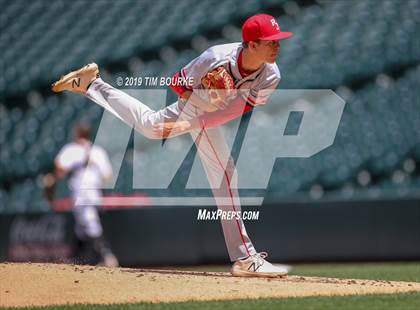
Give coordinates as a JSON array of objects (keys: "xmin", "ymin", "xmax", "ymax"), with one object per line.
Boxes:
[
  {"xmin": 170, "ymin": 43, "xmax": 281, "ymax": 128},
  {"xmin": 55, "ymin": 141, "xmax": 112, "ymax": 203}
]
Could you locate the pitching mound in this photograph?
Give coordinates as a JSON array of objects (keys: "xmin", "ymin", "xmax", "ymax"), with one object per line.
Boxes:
[{"xmin": 1, "ymin": 263, "xmax": 419, "ymax": 308}]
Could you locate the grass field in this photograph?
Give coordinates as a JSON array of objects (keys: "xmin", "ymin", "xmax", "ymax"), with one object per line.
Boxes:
[
  {"xmin": 290, "ymin": 262, "xmax": 420, "ymax": 283},
  {"xmin": 5, "ymin": 293, "xmax": 420, "ymax": 310},
  {"xmin": 182, "ymin": 261, "xmax": 420, "ymax": 282},
  {"xmin": 2, "ymin": 262, "xmax": 419, "ymax": 310}
]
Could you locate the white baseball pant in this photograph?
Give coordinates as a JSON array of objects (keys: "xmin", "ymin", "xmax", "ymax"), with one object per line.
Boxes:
[
  {"xmin": 72, "ymin": 190, "xmax": 103, "ymax": 239},
  {"xmin": 86, "ymin": 78, "xmax": 256, "ymax": 261}
]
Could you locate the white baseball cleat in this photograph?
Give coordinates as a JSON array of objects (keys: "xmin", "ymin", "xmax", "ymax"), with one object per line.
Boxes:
[
  {"xmin": 51, "ymin": 63, "xmax": 99, "ymax": 94},
  {"xmin": 98, "ymin": 253, "xmax": 119, "ymax": 268},
  {"xmin": 231, "ymin": 252, "xmax": 288, "ymax": 278}
]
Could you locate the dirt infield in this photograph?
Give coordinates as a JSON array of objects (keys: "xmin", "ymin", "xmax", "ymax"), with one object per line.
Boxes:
[{"xmin": 1, "ymin": 263, "xmax": 420, "ymax": 308}]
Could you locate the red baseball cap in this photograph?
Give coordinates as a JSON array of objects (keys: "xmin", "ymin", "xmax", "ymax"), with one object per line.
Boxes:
[{"xmin": 242, "ymin": 14, "xmax": 293, "ymax": 42}]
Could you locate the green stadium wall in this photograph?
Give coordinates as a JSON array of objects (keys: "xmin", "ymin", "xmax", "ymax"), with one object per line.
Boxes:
[{"xmin": 0, "ymin": 199, "xmax": 419, "ymax": 265}]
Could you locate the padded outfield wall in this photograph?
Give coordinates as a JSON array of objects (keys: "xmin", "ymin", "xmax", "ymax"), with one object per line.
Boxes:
[{"xmin": 0, "ymin": 199, "xmax": 419, "ymax": 265}]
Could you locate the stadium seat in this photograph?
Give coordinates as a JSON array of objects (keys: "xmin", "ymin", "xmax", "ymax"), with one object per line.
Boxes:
[{"xmin": 0, "ymin": 0, "xmax": 419, "ymax": 212}]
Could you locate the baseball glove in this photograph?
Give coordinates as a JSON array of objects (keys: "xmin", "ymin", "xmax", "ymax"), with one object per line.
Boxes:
[{"xmin": 201, "ymin": 66, "xmax": 236, "ymax": 110}]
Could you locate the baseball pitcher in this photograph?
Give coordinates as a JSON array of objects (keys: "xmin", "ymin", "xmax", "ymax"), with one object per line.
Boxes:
[{"xmin": 51, "ymin": 14, "xmax": 293, "ymax": 277}]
